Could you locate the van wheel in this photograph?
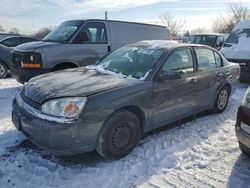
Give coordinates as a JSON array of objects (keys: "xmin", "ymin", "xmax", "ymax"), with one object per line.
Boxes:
[
  {"xmin": 96, "ymin": 110, "xmax": 141, "ymax": 160},
  {"xmin": 213, "ymin": 86, "xmax": 230, "ymax": 113},
  {"xmin": 0, "ymin": 62, "xmax": 8, "ymax": 79},
  {"xmin": 239, "ymin": 142, "xmax": 250, "ymax": 156}
]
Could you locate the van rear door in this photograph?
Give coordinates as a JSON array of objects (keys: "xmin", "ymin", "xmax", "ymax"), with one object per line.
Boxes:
[{"xmin": 75, "ymin": 22, "xmax": 110, "ymax": 66}]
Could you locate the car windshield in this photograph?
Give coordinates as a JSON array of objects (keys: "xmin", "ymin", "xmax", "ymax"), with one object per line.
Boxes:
[
  {"xmin": 225, "ymin": 29, "xmax": 250, "ymax": 45},
  {"xmin": 89, "ymin": 46, "xmax": 165, "ymax": 80},
  {"xmin": 186, "ymin": 35, "xmax": 217, "ymax": 47},
  {"xmin": 42, "ymin": 21, "xmax": 83, "ymax": 43}
]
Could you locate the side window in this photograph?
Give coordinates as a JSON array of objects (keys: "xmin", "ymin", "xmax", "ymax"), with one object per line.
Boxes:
[
  {"xmin": 216, "ymin": 36, "xmax": 224, "ymax": 45},
  {"xmin": 2, "ymin": 37, "xmax": 19, "ymax": 47},
  {"xmin": 195, "ymin": 48, "xmax": 217, "ymax": 71},
  {"xmin": 162, "ymin": 48, "xmax": 194, "ymax": 75},
  {"xmin": 79, "ymin": 22, "xmax": 107, "ymax": 44},
  {"xmin": 20, "ymin": 37, "xmax": 35, "ymax": 44},
  {"xmin": 214, "ymin": 52, "xmax": 222, "ymax": 67}
]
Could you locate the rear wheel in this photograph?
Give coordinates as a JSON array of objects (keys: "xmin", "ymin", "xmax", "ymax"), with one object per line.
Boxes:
[
  {"xmin": 96, "ymin": 110, "xmax": 141, "ymax": 160},
  {"xmin": 213, "ymin": 86, "xmax": 230, "ymax": 113},
  {"xmin": 0, "ymin": 62, "xmax": 8, "ymax": 79}
]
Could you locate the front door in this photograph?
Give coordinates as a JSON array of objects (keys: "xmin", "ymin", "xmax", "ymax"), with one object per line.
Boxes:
[
  {"xmin": 76, "ymin": 22, "xmax": 109, "ymax": 66},
  {"xmin": 152, "ymin": 48, "xmax": 199, "ymax": 129}
]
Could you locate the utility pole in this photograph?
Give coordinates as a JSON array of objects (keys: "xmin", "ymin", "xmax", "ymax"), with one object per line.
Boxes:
[{"xmin": 105, "ymin": 11, "xmax": 108, "ymax": 20}]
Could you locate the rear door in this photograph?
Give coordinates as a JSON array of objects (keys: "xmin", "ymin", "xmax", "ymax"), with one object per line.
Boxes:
[
  {"xmin": 194, "ymin": 47, "xmax": 223, "ymax": 109},
  {"xmin": 152, "ymin": 47, "xmax": 200, "ymax": 129},
  {"xmin": 75, "ymin": 22, "xmax": 110, "ymax": 66}
]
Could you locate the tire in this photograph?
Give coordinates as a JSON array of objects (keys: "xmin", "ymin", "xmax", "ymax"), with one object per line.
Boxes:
[
  {"xmin": 96, "ymin": 110, "xmax": 141, "ymax": 160},
  {"xmin": 0, "ymin": 62, "xmax": 8, "ymax": 79},
  {"xmin": 213, "ymin": 86, "xmax": 230, "ymax": 113},
  {"xmin": 239, "ymin": 142, "xmax": 250, "ymax": 156}
]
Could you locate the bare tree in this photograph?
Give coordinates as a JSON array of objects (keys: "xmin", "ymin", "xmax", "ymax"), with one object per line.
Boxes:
[
  {"xmin": 33, "ymin": 27, "xmax": 52, "ymax": 40},
  {"xmin": 213, "ymin": 3, "xmax": 250, "ymax": 33},
  {"xmin": 160, "ymin": 12, "xmax": 186, "ymax": 37},
  {"xmin": 9, "ymin": 27, "xmax": 20, "ymax": 34},
  {"xmin": 0, "ymin": 26, "xmax": 5, "ymax": 32}
]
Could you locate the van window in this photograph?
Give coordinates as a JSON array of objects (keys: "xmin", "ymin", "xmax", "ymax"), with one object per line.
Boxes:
[
  {"xmin": 80, "ymin": 22, "xmax": 107, "ymax": 44},
  {"xmin": 43, "ymin": 21, "xmax": 83, "ymax": 43},
  {"xmin": 195, "ymin": 48, "xmax": 217, "ymax": 71},
  {"xmin": 216, "ymin": 36, "xmax": 224, "ymax": 46},
  {"xmin": 162, "ymin": 48, "xmax": 194, "ymax": 75}
]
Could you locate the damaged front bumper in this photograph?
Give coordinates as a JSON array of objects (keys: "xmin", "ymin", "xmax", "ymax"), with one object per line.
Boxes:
[{"xmin": 12, "ymin": 93, "xmax": 102, "ymax": 156}]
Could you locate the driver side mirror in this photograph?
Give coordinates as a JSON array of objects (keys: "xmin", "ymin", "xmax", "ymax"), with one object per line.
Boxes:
[{"xmin": 157, "ymin": 71, "xmax": 182, "ymax": 81}]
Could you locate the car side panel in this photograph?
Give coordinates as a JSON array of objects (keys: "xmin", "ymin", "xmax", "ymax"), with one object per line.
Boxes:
[
  {"xmin": 36, "ymin": 44, "xmax": 79, "ymax": 69},
  {"xmin": 83, "ymin": 81, "xmax": 154, "ymax": 133}
]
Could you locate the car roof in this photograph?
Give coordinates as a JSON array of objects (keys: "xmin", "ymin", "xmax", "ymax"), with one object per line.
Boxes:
[
  {"xmin": 188, "ymin": 34, "xmax": 223, "ymax": 37},
  {"xmin": 63, "ymin": 19, "xmax": 166, "ymax": 28},
  {"xmin": 126, "ymin": 40, "xmax": 213, "ymax": 51}
]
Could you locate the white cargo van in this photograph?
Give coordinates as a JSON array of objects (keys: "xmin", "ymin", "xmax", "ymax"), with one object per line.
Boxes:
[
  {"xmin": 11, "ymin": 19, "xmax": 170, "ymax": 83},
  {"xmin": 220, "ymin": 20, "xmax": 250, "ymax": 82}
]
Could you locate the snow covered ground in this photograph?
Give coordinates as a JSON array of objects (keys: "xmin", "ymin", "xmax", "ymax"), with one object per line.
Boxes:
[{"xmin": 0, "ymin": 78, "xmax": 250, "ymax": 188}]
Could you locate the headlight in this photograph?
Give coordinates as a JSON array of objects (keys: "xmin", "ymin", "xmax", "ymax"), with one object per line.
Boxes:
[
  {"xmin": 242, "ymin": 87, "xmax": 250, "ymax": 109},
  {"xmin": 41, "ymin": 97, "xmax": 87, "ymax": 118}
]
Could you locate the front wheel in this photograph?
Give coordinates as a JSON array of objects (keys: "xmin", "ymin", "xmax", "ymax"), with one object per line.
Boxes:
[
  {"xmin": 96, "ymin": 110, "xmax": 141, "ymax": 160},
  {"xmin": 0, "ymin": 62, "xmax": 8, "ymax": 79},
  {"xmin": 213, "ymin": 86, "xmax": 230, "ymax": 113}
]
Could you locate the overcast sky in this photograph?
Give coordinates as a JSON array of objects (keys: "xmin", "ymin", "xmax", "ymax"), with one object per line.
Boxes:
[{"xmin": 0, "ymin": 0, "xmax": 250, "ymax": 34}]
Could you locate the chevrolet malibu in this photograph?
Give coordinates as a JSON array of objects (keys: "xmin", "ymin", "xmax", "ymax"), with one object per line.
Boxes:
[{"xmin": 12, "ymin": 41, "xmax": 240, "ymax": 160}]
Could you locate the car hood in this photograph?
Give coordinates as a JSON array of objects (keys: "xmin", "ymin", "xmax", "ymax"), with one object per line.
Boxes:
[
  {"xmin": 14, "ymin": 41, "xmax": 60, "ymax": 52},
  {"xmin": 0, "ymin": 44, "xmax": 12, "ymax": 59},
  {"xmin": 23, "ymin": 68, "xmax": 138, "ymax": 104},
  {"xmin": 221, "ymin": 46, "xmax": 250, "ymax": 60}
]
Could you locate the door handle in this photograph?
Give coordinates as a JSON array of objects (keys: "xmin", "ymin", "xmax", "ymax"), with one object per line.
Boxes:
[{"xmin": 107, "ymin": 45, "xmax": 111, "ymax": 52}]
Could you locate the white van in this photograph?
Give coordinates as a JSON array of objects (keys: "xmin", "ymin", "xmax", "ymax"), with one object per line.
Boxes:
[
  {"xmin": 11, "ymin": 19, "xmax": 170, "ymax": 83},
  {"xmin": 220, "ymin": 20, "xmax": 250, "ymax": 82}
]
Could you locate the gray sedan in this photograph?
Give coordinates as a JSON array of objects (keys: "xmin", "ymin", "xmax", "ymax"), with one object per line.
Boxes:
[{"xmin": 12, "ymin": 41, "xmax": 240, "ymax": 160}]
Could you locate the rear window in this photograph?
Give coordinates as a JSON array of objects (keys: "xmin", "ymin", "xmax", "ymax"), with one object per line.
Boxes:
[{"xmin": 186, "ymin": 35, "xmax": 217, "ymax": 47}]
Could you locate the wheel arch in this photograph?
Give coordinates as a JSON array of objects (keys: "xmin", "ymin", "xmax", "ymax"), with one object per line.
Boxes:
[
  {"xmin": 0, "ymin": 60, "xmax": 9, "ymax": 69},
  {"xmin": 223, "ymin": 82, "xmax": 232, "ymax": 96},
  {"xmin": 118, "ymin": 105, "xmax": 146, "ymax": 133},
  {"xmin": 52, "ymin": 62, "xmax": 79, "ymax": 71}
]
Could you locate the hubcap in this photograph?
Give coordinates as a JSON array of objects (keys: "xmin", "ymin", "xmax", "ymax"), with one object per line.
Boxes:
[
  {"xmin": 218, "ymin": 89, "xmax": 228, "ymax": 110},
  {"xmin": 0, "ymin": 64, "xmax": 6, "ymax": 77},
  {"xmin": 111, "ymin": 122, "xmax": 132, "ymax": 149}
]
